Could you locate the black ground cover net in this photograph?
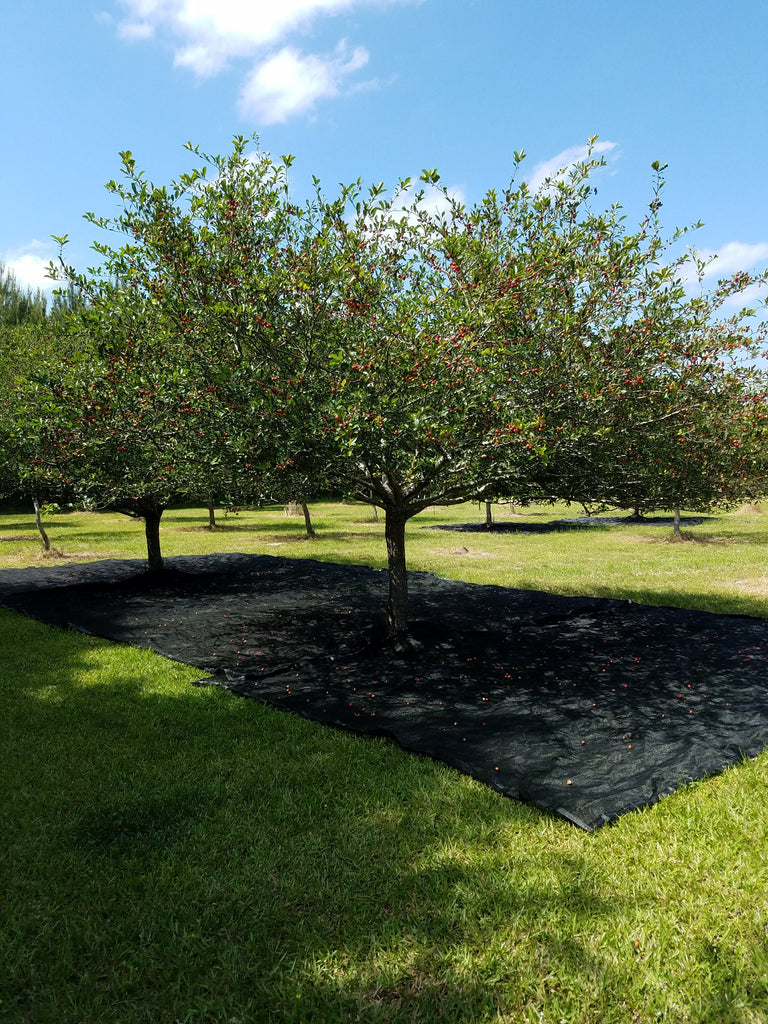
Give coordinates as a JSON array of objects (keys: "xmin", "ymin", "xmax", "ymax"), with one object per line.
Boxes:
[
  {"xmin": 1, "ymin": 553, "xmax": 767, "ymax": 831},
  {"xmin": 430, "ymin": 514, "xmax": 713, "ymax": 534}
]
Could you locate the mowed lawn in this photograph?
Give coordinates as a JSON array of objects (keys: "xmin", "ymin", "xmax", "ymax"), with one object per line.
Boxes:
[{"xmin": 2, "ymin": 501, "xmax": 768, "ymax": 1024}]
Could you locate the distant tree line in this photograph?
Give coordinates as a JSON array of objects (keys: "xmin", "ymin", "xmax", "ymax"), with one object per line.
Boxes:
[{"xmin": 0, "ymin": 261, "xmax": 48, "ymax": 327}]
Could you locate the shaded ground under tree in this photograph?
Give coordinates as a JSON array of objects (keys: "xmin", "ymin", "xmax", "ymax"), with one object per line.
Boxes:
[{"xmin": 1, "ymin": 553, "xmax": 766, "ymax": 830}]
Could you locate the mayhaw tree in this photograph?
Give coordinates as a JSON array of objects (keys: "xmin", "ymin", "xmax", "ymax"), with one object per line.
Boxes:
[
  {"xmin": 507, "ymin": 182, "xmax": 768, "ymax": 525},
  {"xmin": 542, "ymin": 302, "xmax": 768, "ymax": 528},
  {"xmin": 293, "ymin": 150, "xmax": 767, "ymax": 640},
  {"xmin": 19, "ymin": 294, "xmax": 250, "ymax": 571},
  {"xmin": 280, "ymin": 175, "xmax": 537, "ymax": 641},
  {"xmin": 628, "ymin": 258, "xmax": 768, "ymax": 522},
  {"xmin": 46, "ymin": 139, "xmax": 324, "ymax": 527},
  {"xmin": 0, "ymin": 307, "xmax": 86, "ymax": 549},
  {"xmin": 38, "ymin": 135, "xmax": 315, "ymax": 568}
]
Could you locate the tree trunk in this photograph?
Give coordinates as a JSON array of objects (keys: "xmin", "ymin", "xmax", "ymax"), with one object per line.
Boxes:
[
  {"xmin": 385, "ymin": 509, "xmax": 409, "ymax": 642},
  {"xmin": 301, "ymin": 500, "xmax": 316, "ymax": 539},
  {"xmin": 207, "ymin": 501, "xmax": 216, "ymax": 529},
  {"xmin": 32, "ymin": 497, "xmax": 51, "ymax": 552},
  {"xmin": 371, "ymin": 505, "xmax": 379, "ymax": 522},
  {"xmin": 673, "ymin": 506, "xmax": 681, "ymax": 537},
  {"xmin": 143, "ymin": 508, "xmax": 164, "ymax": 572},
  {"xmin": 485, "ymin": 501, "xmax": 493, "ymax": 527}
]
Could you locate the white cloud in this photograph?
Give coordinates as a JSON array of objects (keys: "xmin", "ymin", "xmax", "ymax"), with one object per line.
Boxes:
[
  {"xmin": 690, "ymin": 241, "xmax": 768, "ymax": 281},
  {"xmin": 174, "ymin": 0, "xmax": 361, "ymax": 51},
  {"xmin": 118, "ymin": 19, "xmax": 155, "ymax": 40},
  {"xmin": 393, "ymin": 182, "xmax": 466, "ymax": 221},
  {"xmin": 3, "ymin": 243, "xmax": 56, "ymax": 292},
  {"xmin": 115, "ymin": 0, "xmax": 415, "ymax": 115},
  {"xmin": 678, "ymin": 241, "xmax": 768, "ymax": 296},
  {"xmin": 174, "ymin": 42, "xmax": 226, "ymax": 76},
  {"xmin": 721, "ymin": 279, "xmax": 768, "ymax": 310},
  {"xmin": 358, "ymin": 182, "xmax": 466, "ymax": 245},
  {"xmin": 238, "ymin": 42, "xmax": 368, "ymax": 123},
  {"xmin": 527, "ymin": 140, "xmax": 619, "ymax": 194}
]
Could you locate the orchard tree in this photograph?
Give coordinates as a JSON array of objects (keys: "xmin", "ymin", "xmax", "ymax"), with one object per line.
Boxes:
[
  {"xmin": 449, "ymin": 153, "xmax": 767, "ymax": 520},
  {"xmin": 281, "ymin": 176, "xmax": 530, "ymax": 639},
  {"xmin": 18, "ymin": 302, "xmax": 251, "ymax": 570},
  {"xmin": 0, "ymin": 266, "xmax": 55, "ymax": 501},
  {"xmin": 47, "ymin": 139, "xmax": 507, "ymax": 628},
  {"xmin": 543, "ymin": 337, "xmax": 768, "ymax": 524},
  {"xmin": 46, "ymin": 138, "xmax": 315, "ymax": 546},
  {"xmin": 0, "ymin": 317, "xmax": 84, "ymax": 553},
  {"xmin": 56, "ymin": 138, "xmax": 304, "ymax": 374},
  {"xmin": 291, "ymin": 150, "xmax": 768, "ymax": 639},
  {"xmin": 521, "ymin": 252, "xmax": 768, "ymax": 520}
]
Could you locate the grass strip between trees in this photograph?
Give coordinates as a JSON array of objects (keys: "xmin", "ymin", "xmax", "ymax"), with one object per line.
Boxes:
[{"xmin": 2, "ymin": 501, "xmax": 768, "ymax": 1023}]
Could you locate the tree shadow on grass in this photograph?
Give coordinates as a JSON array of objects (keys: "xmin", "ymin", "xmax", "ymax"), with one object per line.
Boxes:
[
  {"xmin": 168, "ymin": 521, "xmax": 271, "ymax": 533},
  {"xmin": 648, "ymin": 529, "xmax": 768, "ymax": 548},
  {"xmin": 0, "ymin": 611, "xmax": 621, "ymax": 1023},
  {"xmin": 543, "ymin": 581, "xmax": 768, "ymax": 620},
  {"xmin": 0, "ymin": 519, "xmax": 86, "ymax": 533},
  {"xmin": 167, "ymin": 520, "xmax": 359, "ymax": 540}
]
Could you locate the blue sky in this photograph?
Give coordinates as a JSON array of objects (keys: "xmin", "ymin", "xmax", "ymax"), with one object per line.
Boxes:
[{"xmin": 3, "ymin": 0, "xmax": 767, "ymax": 309}]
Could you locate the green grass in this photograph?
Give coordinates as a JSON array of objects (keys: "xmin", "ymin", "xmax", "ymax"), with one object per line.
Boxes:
[{"xmin": 2, "ymin": 501, "xmax": 768, "ymax": 1023}]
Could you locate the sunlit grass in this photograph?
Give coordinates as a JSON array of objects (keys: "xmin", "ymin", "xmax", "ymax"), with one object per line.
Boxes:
[{"xmin": 2, "ymin": 500, "xmax": 768, "ymax": 1022}]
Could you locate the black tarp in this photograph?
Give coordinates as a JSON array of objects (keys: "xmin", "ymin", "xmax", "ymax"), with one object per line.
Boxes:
[
  {"xmin": 1, "ymin": 553, "xmax": 766, "ymax": 830},
  {"xmin": 429, "ymin": 515, "xmax": 712, "ymax": 534}
]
